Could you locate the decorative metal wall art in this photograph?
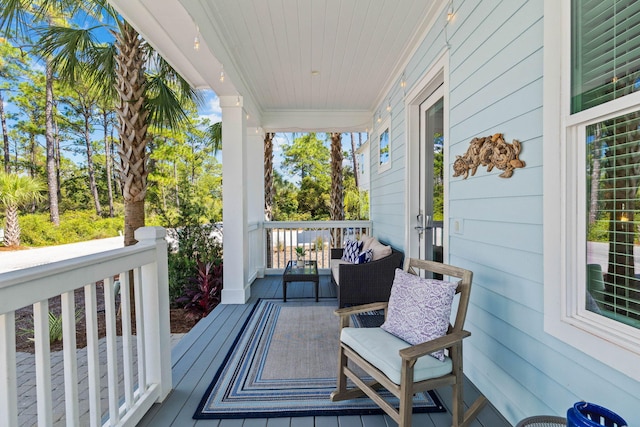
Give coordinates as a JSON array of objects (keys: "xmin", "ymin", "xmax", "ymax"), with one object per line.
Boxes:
[{"xmin": 452, "ymin": 133, "xmax": 525, "ymax": 179}]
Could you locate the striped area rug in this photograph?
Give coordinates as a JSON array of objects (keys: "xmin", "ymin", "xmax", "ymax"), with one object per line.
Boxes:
[{"xmin": 194, "ymin": 298, "xmax": 445, "ymax": 419}]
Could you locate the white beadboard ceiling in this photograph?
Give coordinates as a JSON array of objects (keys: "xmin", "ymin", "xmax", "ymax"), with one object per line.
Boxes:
[{"xmin": 107, "ymin": 0, "xmax": 442, "ymax": 131}]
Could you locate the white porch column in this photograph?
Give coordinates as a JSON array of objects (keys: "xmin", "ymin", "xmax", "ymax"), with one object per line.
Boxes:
[
  {"xmin": 220, "ymin": 96, "xmax": 251, "ymax": 304},
  {"xmin": 247, "ymin": 128, "xmax": 266, "ymax": 278}
]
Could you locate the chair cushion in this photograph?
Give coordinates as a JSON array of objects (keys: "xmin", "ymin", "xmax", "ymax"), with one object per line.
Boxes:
[
  {"xmin": 381, "ymin": 268, "xmax": 458, "ymax": 361},
  {"xmin": 354, "ymin": 249, "xmax": 373, "ymax": 264},
  {"xmin": 330, "ymin": 259, "xmax": 351, "ymax": 285},
  {"xmin": 340, "ymin": 327, "xmax": 453, "ymax": 385},
  {"xmin": 342, "ymin": 239, "xmax": 363, "ymax": 263}
]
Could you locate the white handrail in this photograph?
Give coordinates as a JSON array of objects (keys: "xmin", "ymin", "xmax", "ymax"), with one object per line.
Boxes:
[
  {"xmin": 260, "ymin": 220, "xmax": 373, "ymax": 272},
  {"xmin": 0, "ymin": 227, "xmax": 171, "ymax": 427}
]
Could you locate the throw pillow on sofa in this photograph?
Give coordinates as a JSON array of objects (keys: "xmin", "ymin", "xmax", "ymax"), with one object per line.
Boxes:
[
  {"xmin": 360, "ymin": 234, "xmax": 375, "ymax": 251},
  {"xmin": 341, "ymin": 239, "xmax": 363, "ymax": 263},
  {"xmin": 354, "ymin": 248, "xmax": 373, "ymax": 264},
  {"xmin": 368, "ymin": 238, "xmax": 392, "ymax": 261}
]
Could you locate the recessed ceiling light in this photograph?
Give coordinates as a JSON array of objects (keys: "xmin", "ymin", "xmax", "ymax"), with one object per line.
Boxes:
[{"xmin": 311, "ymin": 70, "xmax": 320, "ymax": 76}]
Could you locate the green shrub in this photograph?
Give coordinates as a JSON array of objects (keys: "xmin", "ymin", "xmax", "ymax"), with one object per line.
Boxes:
[
  {"xmin": 19, "ymin": 211, "xmax": 123, "ymax": 246},
  {"xmin": 168, "ymin": 224, "xmax": 223, "ymax": 309},
  {"xmin": 587, "ymin": 218, "xmax": 609, "ymax": 243},
  {"xmin": 168, "ymin": 251, "xmax": 196, "ymax": 308}
]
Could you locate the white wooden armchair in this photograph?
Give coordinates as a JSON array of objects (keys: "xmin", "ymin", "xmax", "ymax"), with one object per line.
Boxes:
[{"xmin": 330, "ymin": 258, "xmax": 486, "ymax": 427}]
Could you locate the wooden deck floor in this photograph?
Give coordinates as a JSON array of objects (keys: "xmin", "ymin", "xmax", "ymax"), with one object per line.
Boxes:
[{"xmin": 138, "ymin": 274, "xmax": 512, "ymax": 427}]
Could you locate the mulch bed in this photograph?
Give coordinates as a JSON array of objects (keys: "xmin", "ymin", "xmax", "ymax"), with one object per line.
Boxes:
[{"xmin": 14, "ymin": 284, "xmax": 199, "ymax": 354}]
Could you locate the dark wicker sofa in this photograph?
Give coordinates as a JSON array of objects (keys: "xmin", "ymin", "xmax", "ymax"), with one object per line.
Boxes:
[{"xmin": 330, "ymin": 245, "xmax": 404, "ymax": 308}]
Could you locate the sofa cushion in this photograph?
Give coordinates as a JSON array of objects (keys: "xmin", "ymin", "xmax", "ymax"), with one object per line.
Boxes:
[
  {"xmin": 342, "ymin": 239, "xmax": 363, "ymax": 263},
  {"xmin": 368, "ymin": 238, "xmax": 392, "ymax": 261},
  {"xmin": 330, "ymin": 259, "xmax": 351, "ymax": 286},
  {"xmin": 381, "ymin": 268, "xmax": 458, "ymax": 361},
  {"xmin": 340, "ymin": 327, "xmax": 453, "ymax": 385}
]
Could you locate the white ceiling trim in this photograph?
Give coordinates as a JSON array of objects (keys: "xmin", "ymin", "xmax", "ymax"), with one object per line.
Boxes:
[{"xmin": 261, "ymin": 110, "xmax": 371, "ymax": 133}]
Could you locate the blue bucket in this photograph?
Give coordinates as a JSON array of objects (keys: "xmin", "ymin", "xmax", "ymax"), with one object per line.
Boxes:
[{"xmin": 566, "ymin": 402, "xmax": 627, "ymax": 427}]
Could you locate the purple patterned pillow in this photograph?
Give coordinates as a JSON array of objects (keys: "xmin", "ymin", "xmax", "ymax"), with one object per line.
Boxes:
[
  {"xmin": 341, "ymin": 240, "xmax": 363, "ymax": 263},
  {"xmin": 354, "ymin": 249, "xmax": 373, "ymax": 264},
  {"xmin": 381, "ymin": 268, "xmax": 458, "ymax": 361}
]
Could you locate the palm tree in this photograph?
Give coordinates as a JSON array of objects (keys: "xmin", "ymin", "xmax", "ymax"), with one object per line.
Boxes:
[
  {"xmin": 11, "ymin": 2, "xmax": 201, "ymax": 245},
  {"xmin": 0, "ymin": 172, "xmax": 44, "ymax": 246}
]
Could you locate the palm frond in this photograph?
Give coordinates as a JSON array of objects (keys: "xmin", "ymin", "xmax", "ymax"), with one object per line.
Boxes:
[
  {"xmin": 34, "ymin": 25, "xmax": 100, "ymax": 84},
  {"xmin": 87, "ymin": 43, "xmax": 118, "ymax": 101},
  {"xmin": 207, "ymin": 121, "xmax": 222, "ymax": 154},
  {"xmin": 145, "ymin": 73, "xmax": 191, "ymax": 131},
  {"xmin": 0, "ymin": 0, "xmax": 31, "ymax": 36},
  {"xmin": 146, "ymin": 48, "xmax": 204, "ymax": 107},
  {"xmin": 80, "ymin": 0, "xmax": 120, "ymax": 25}
]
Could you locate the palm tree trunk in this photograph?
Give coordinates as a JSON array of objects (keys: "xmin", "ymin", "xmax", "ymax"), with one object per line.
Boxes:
[
  {"xmin": 4, "ymin": 204, "xmax": 20, "ymax": 247},
  {"xmin": 589, "ymin": 123, "xmax": 602, "ymax": 225},
  {"xmin": 45, "ymin": 58, "xmax": 60, "ymax": 226},
  {"xmin": 264, "ymin": 132, "xmax": 274, "ymax": 267},
  {"xmin": 330, "ymin": 132, "xmax": 344, "ymax": 247},
  {"xmin": 54, "ymin": 120, "xmax": 61, "ymax": 202},
  {"xmin": 84, "ymin": 112, "xmax": 102, "ymax": 216},
  {"xmin": 114, "ymin": 21, "xmax": 148, "ymax": 246},
  {"xmin": 0, "ymin": 90, "xmax": 10, "ymax": 173},
  {"xmin": 350, "ymin": 132, "xmax": 359, "ymax": 189},
  {"xmin": 104, "ymin": 110, "xmax": 115, "ymax": 218}
]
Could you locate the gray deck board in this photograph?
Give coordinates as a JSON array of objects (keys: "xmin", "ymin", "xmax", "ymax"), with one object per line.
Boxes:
[{"xmin": 138, "ymin": 274, "xmax": 511, "ymax": 426}]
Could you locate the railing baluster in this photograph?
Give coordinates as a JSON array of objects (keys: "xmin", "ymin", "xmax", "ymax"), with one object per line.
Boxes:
[
  {"xmin": 33, "ymin": 300, "xmax": 52, "ymax": 426},
  {"xmin": 119, "ymin": 273, "xmax": 135, "ymax": 409},
  {"xmin": 83, "ymin": 283, "xmax": 101, "ymax": 427},
  {"xmin": 134, "ymin": 267, "xmax": 147, "ymax": 393},
  {"xmin": 0, "ymin": 227, "xmax": 170, "ymax": 426},
  {"xmin": 103, "ymin": 276, "xmax": 120, "ymax": 424},
  {"xmin": 0, "ymin": 312, "xmax": 18, "ymax": 427},
  {"xmin": 61, "ymin": 290, "xmax": 80, "ymax": 425}
]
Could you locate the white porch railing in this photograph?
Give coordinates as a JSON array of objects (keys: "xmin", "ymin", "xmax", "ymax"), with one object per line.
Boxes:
[
  {"xmin": 261, "ymin": 220, "xmax": 372, "ymax": 273},
  {"xmin": 0, "ymin": 227, "xmax": 171, "ymax": 427}
]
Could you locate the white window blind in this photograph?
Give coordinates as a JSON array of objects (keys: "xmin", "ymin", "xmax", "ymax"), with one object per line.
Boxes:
[
  {"xmin": 586, "ymin": 110, "xmax": 640, "ymax": 328},
  {"xmin": 572, "ymin": 0, "xmax": 640, "ymax": 113}
]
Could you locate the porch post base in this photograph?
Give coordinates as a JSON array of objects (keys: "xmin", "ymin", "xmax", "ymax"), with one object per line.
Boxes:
[{"xmin": 221, "ymin": 286, "xmax": 251, "ymax": 304}]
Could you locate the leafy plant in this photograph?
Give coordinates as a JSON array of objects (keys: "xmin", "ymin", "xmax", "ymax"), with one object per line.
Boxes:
[
  {"xmin": 167, "ymin": 251, "xmax": 196, "ymax": 307},
  {"xmin": 166, "ymin": 223, "xmax": 223, "ymax": 308},
  {"xmin": 177, "ymin": 260, "xmax": 223, "ymax": 321},
  {"xmin": 20, "ymin": 309, "xmax": 83, "ymax": 344},
  {"xmin": 295, "ymin": 246, "xmax": 307, "ymax": 258}
]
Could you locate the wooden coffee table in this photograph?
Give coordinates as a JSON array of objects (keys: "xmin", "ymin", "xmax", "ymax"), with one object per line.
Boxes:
[{"xmin": 282, "ymin": 260, "xmax": 319, "ymax": 302}]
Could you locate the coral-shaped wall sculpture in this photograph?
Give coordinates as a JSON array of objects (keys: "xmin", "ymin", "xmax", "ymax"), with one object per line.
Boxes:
[{"xmin": 452, "ymin": 133, "xmax": 525, "ymax": 179}]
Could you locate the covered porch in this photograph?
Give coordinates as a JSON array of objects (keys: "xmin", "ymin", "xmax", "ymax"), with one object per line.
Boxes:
[{"xmin": 139, "ymin": 274, "xmax": 510, "ymax": 427}]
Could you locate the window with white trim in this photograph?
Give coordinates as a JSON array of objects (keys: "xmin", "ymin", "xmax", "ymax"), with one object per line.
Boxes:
[
  {"xmin": 544, "ymin": 0, "xmax": 640, "ymax": 382},
  {"xmin": 575, "ymin": 0, "xmax": 640, "ymax": 330}
]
